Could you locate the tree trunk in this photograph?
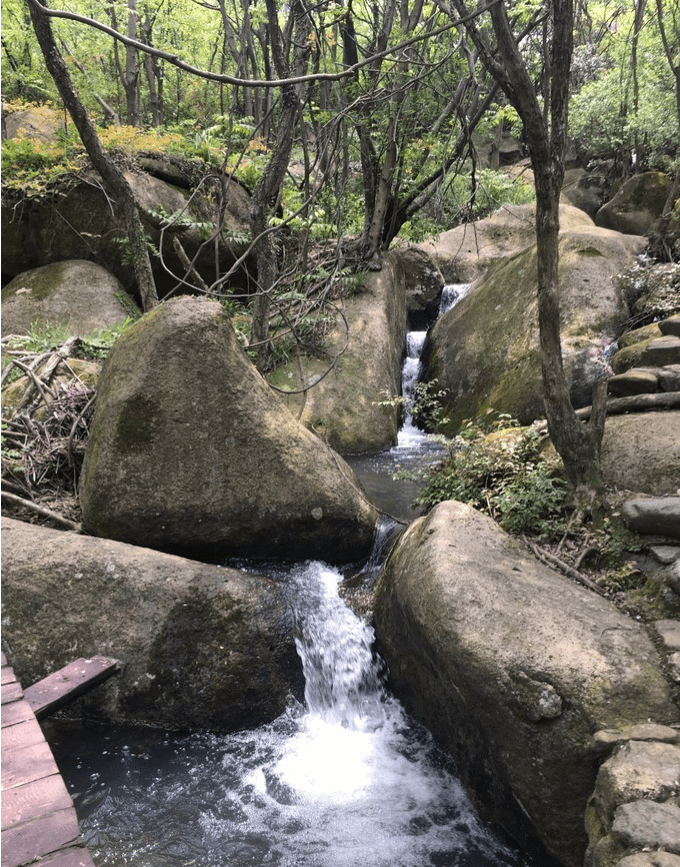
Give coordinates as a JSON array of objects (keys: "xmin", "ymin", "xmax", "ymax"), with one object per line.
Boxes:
[
  {"xmin": 453, "ymin": 0, "xmax": 607, "ymax": 501},
  {"xmin": 27, "ymin": 0, "xmax": 158, "ymax": 312},
  {"xmin": 249, "ymin": 0, "xmax": 311, "ymax": 370}
]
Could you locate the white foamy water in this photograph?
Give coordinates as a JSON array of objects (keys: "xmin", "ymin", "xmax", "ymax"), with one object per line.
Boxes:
[{"xmin": 55, "ymin": 561, "xmax": 527, "ymax": 867}]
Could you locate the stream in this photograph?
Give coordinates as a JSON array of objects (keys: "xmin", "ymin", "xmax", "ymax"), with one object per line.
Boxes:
[{"xmin": 46, "ymin": 284, "xmax": 533, "ymax": 866}]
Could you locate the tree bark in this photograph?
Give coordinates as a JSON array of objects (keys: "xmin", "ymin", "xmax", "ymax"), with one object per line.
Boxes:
[
  {"xmin": 454, "ymin": 0, "xmax": 607, "ymax": 500},
  {"xmin": 27, "ymin": 0, "xmax": 158, "ymax": 312},
  {"xmin": 249, "ymin": 0, "xmax": 311, "ymax": 369}
]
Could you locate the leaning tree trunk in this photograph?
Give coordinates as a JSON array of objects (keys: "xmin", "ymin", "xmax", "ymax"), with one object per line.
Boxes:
[
  {"xmin": 248, "ymin": 0, "xmax": 311, "ymax": 370},
  {"xmin": 27, "ymin": 0, "xmax": 158, "ymax": 312}
]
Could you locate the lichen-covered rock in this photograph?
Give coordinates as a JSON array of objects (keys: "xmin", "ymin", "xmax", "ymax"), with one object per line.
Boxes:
[
  {"xmin": 612, "ymin": 801, "xmax": 680, "ymax": 854},
  {"xmin": 267, "ymin": 253, "xmax": 407, "ymax": 455},
  {"xmin": 392, "ymin": 245, "xmax": 445, "ymax": 327},
  {"xmin": 421, "ymin": 226, "xmax": 644, "ymax": 431},
  {"xmin": 79, "ymin": 297, "xmax": 378, "ymax": 561},
  {"xmin": 589, "ymin": 741, "xmax": 680, "ymax": 824},
  {"xmin": 615, "ymin": 853, "xmax": 680, "ymax": 867},
  {"xmin": 561, "ymin": 168, "xmax": 604, "ymax": 219},
  {"xmin": 416, "ymin": 203, "xmax": 596, "ymax": 284},
  {"xmin": 1, "ymin": 166, "xmax": 251, "ymax": 298},
  {"xmin": 1, "ymin": 260, "xmax": 134, "ymax": 337},
  {"xmin": 0, "ymin": 517, "xmax": 303, "ymax": 729},
  {"xmin": 600, "ymin": 414, "xmax": 680, "ymax": 496},
  {"xmin": 622, "ymin": 495, "xmax": 680, "ymax": 539},
  {"xmin": 596, "ymin": 173, "xmax": 671, "ymax": 236},
  {"xmin": 374, "ymin": 500, "xmax": 677, "ymax": 867}
]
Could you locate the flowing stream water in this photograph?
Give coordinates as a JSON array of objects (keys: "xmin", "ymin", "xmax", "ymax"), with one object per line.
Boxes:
[{"xmin": 47, "ymin": 285, "xmax": 532, "ymax": 866}]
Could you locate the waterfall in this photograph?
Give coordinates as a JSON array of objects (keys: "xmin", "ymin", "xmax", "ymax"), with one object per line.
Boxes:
[
  {"xmin": 54, "ymin": 560, "xmax": 528, "ymax": 867},
  {"xmin": 396, "ymin": 283, "xmax": 470, "ymax": 450}
]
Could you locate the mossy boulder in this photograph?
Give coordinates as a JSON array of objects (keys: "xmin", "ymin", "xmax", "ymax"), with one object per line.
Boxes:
[
  {"xmin": 1, "ymin": 260, "xmax": 134, "ymax": 337},
  {"xmin": 421, "ymin": 226, "xmax": 645, "ymax": 432},
  {"xmin": 596, "ymin": 172, "xmax": 672, "ymax": 236},
  {"xmin": 416, "ymin": 203, "xmax": 596, "ymax": 284},
  {"xmin": 374, "ymin": 500, "xmax": 677, "ymax": 867},
  {"xmin": 267, "ymin": 252, "xmax": 407, "ymax": 455},
  {"xmin": 1, "ymin": 165, "xmax": 252, "ymax": 300},
  {"xmin": 3, "ymin": 106, "xmax": 67, "ymax": 143},
  {"xmin": 561, "ymin": 168, "xmax": 604, "ymax": 219},
  {"xmin": 0, "ymin": 517, "xmax": 303, "ymax": 730},
  {"xmin": 79, "ymin": 297, "xmax": 378, "ymax": 561}
]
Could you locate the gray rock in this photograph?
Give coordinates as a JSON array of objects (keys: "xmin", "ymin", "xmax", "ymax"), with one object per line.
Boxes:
[
  {"xmin": 590, "ymin": 740, "xmax": 680, "ymax": 823},
  {"xmin": 593, "ymin": 724, "xmax": 680, "ymax": 749},
  {"xmin": 561, "ymin": 168, "xmax": 603, "ymax": 219},
  {"xmin": 661, "ymin": 315, "xmax": 680, "ymax": 337},
  {"xmin": 596, "ymin": 172, "xmax": 671, "ymax": 236},
  {"xmin": 268, "ymin": 252, "xmax": 407, "ymax": 455},
  {"xmin": 392, "ymin": 245, "xmax": 445, "ymax": 326},
  {"xmin": 659, "ymin": 365, "xmax": 680, "ymax": 392},
  {"xmin": 374, "ymin": 500, "xmax": 676, "ymax": 867},
  {"xmin": 640, "ymin": 336, "xmax": 680, "ymax": 367},
  {"xmin": 2, "ymin": 167, "xmax": 251, "ymax": 297},
  {"xmin": 0, "ymin": 517, "xmax": 303, "ymax": 729},
  {"xmin": 420, "ymin": 224, "xmax": 642, "ymax": 430},
  {"xmin": 79, "ymin": 297, "xmax": 378, "ymax": 561},
  {"xmin": 622, "ymin": 496, "xmax": 680, "ymax": 539},
  {"xmin": 416, "ymin": 203, "xmax": 600, "ymax": 284},
  {"xmin": 600, "ymin": 413, "xmax": 680, "ymax": 497},
  {"xmin": 1, "ymin": 260, "xmax": 134, "ymax": 337},
  {"xmin": 616, "ymin": 853, "xmax": 680, "ymax": 867},
  {"xmin": 655, "ymin": 620, "xmax": 680, "ymax": 651},
  {"xmin": 3, "ymin": 106, "xmax": 66, "ymax": 143},
  {"xmin": 612, "ymin": 800, "xmax": 680, "ymax": 853},
  {"xmin": 607, "ymin": 370, "xmax": 659, "ymax": 396},
  {"xmin": 651, "ymin": 547, "xmax": 680, "ymax": 566},
  {"xmin": 669, "ymin": 652, "xmax": 680, "ymax": 682}
]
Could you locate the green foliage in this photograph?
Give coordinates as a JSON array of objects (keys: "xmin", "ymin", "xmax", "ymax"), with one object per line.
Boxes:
[
  {"xmin": 75, "ymin": 318, "xmax": 138, "ymax": 360},
  {"xmin": 4, "ymin": 321, "xmax": 72, "ymax": 354},
  {"xmin": 1, "ymin": 133, "xmax": 86, "ymax": 195},
  {"xmin": 413, "ymin": 414, "xmax": 568, "ymax": 539}
]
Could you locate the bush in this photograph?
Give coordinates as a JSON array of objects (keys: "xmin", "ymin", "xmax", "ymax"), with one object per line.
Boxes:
[{"xmin": 413, "ymin": 414, "xmax": 568, "ymax": 539}]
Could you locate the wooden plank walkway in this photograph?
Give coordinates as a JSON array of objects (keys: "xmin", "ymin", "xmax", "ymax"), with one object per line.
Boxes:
[{"xmin": 1, "ymin": 652, "xmax": 116, "ymax": 867}]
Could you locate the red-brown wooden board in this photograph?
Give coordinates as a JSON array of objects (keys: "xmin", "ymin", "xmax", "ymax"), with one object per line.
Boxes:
[
  {"xmin": 24, "ymin": 656, "xmax": 119, "ymax": 720},
  {"xmin": 36, "ymin": 849, "xmax": 96, "ymax": 867},
  {"xmin": 1, "ymin": 808, "xmax": 82, "ymax": 867},
  {"xmin": 2, "ymin": 740, "xmax": 58, "ymax": 789},
  {"xmin": 1, "ymin": 654, "xmax": 99, "ymax": 867}
]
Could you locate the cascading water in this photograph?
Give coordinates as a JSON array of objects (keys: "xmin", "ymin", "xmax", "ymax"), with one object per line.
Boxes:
[
  {"xmin": 47, "ymin": 283, "xmax": 530, "ymax": 866},
  {"xmin": 347, "ymin": 283, "xmax": 471, "ymax": 518},
  {"xmin": 50, "ymin": 560, "xmax": 527, "ymax": 866}
]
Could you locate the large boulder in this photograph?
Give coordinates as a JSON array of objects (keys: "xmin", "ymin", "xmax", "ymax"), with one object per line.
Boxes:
[
  {"xmin": 392, "ymin": 244, "xmax": 445, "ymax": 327},
  {"xmin": 0, "ymin": 518, "xmax": 303, "ymax": 729},
  {"xmin": 417, "ymin": 203, "xmax": 596, "ymax": 284},
  {"xmin": 596, "ymin": 173, "xmax": 672, "ymax": 236},
  {"xmin": 1, "ymin": 163, "xmax": 252, "ymax": 299},
  {"xmin": 267, "ymin": 252, "xmax": 407, "ymax": 455},
  {"xmin": 1, "ymin": 260, "xmax": 135, "ymax": 337},
  {"xmin": 2, "ymin": 106, "xmax": 67, "ymax": 143},
  {"xmin": 374, "ymin": 500, "xmax": 677, "ymax": 867},
  {"xmin": 561, "ymin": 168, "xmax": 604, "ymax": 219},
  {"xmin": 421, "ymin": 225, "xmax": 645, "ymax": 431},
  {"xmin": 600, "ymin": 412, "xmax": 680, "ymax": 496},
  {"xmin": 79, "ymin": 297, "xmax": 378, "ymax": 561}
]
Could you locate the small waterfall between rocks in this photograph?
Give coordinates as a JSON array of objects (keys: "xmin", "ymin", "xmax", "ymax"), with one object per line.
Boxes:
[
  {"xmin": 47, "ymin": 284, "xmax": 531, "ymax": 866},
  {"xmin": 50, "ymin": 558, "xmax": 527, "ymax": 866}
]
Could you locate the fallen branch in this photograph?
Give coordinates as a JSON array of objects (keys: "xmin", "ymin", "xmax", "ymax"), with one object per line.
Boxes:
[
  {"xmin": 575, "ymin": 391, "xmax": 680, "ymax": 419},
  {"xmin": 524, "ymin": 537, "xmax": 607, "ymax": 596},
  {"xmin": 1, "ymin": 491, "xmax": 82, "ymax": 532}
]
